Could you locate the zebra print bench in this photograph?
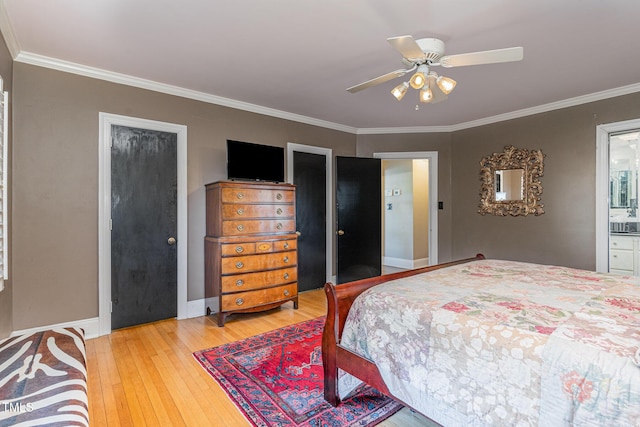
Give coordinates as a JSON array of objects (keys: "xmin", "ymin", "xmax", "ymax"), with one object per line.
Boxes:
[{"xmin": 0, "ymin": 328, "xmax": 88, "ymax": 426}]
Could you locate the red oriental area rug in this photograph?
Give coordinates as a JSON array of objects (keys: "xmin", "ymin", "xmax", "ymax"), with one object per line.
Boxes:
[{"xmin": 193, "ymin": 317, "xmax": 402, "ymax": 426}]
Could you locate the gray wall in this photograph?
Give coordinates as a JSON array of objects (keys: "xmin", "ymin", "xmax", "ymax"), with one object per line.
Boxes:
[
  {"xmin": 11, "ymin": 63, "xmax": 356, "ymax": 330},
  {"xmin": 357, "ymin": 93, "xmax": 640, "ymax": 270},
  {"xmin": 450, "ymin": 93, "xmax": 640, "ymax": 270},
  {"xmin": 0, "ymin": 35, "xmax": 12, "ymax": 338}
]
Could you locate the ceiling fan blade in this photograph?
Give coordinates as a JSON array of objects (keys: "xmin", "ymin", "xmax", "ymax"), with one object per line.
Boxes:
[
  {"xmin": 346, "ymin": 68, "xmax": 411, "ymax": 93},
  {"xmin": 439, "ymin": 46, "xmax": 523, "ymax": 68},
  {"xmin": 387, "ymin": 35, "xmax": 424, "ymax": 60}
]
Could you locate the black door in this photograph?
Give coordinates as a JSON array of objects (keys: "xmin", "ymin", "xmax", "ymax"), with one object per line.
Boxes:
[
  {"xmin": 336, "ymin": 156, "xmax": 381, "ymax": 284},
  {"xmin": 111, "ymin": 125, "xmax": 178, "ymax": 330},
  {"xmin": 293, "ymin": 151, "xmax": 327, "ymax": 292}
]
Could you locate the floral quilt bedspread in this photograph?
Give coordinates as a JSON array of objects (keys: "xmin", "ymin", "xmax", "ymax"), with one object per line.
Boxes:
[{"xmin": 339, "ymin": 259, "xmax": 640, "ymax": 426}]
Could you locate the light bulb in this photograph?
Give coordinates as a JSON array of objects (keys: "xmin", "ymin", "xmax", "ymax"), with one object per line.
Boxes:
[
  {"xmin": 409, "ymin": 73, "xmax": 426, "ymax": 89},
  {"xmin": 419, "ymin": 86, "xmax": 433, "ymax": 103},
  {"xmin": 409, "ymin": 65, "xmax": 429, "ymax": 90},
  {"xmin": 436, "ymin": 76, "xmax": 456, "ymax": 94},
  {"xmin": 391, "ymin": 82, "xmax": 409, "ymax": 101}
]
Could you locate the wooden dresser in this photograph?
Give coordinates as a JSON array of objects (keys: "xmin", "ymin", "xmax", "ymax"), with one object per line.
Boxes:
[{"xmin": 204, "ymin": 180, "xmax": 298, "ymax": 326}]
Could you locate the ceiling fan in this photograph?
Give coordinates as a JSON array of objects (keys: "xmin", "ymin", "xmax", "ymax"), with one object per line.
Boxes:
[{"xmin": 347, "ymin": 35, "xmax": 523, "ymax": 104}]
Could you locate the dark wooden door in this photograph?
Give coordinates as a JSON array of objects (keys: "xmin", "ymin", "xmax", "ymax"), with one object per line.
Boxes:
[
  {"xmin": 293, "ymin": 151, "xmax": 327, "ymax": 292},
  {"xmin": 336, "ymin": 156, "xmax": 381, "ymax": 284},
  {"xmin": 111, "ymin": 125, "xmax": 178, "ymax": 330}
]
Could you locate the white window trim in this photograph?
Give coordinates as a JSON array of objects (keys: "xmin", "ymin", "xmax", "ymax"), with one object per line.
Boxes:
[{"xmin": 0, "ymin": 81, "xmax": 7, "ymax": 291}]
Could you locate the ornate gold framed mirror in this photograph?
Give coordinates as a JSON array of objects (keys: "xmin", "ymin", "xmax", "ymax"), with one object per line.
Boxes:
[{"xmin": 478, "ymin": 145, "xmax": 545, "ymax": 216}]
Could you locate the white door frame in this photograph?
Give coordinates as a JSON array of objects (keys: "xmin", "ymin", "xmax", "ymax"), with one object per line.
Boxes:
[
  {"xmin": 98, "ymin": 113, "xmax": 188, "ymax": 336},
  {"xmin": 286, "ymin": 143, "xmax": 333, "ymax": 283},
  {"xmin": 595, "ymin": 118, "xmax": 640, "ymax": 272},
  {"xmin": 374, "ymin": 151, "xmax": 439, "ymax": 266}
]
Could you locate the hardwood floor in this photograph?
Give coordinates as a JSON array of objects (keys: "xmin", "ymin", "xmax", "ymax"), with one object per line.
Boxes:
[{"xmin": 86, "ymin": 289, "xmax": 434, "ymax": 426}]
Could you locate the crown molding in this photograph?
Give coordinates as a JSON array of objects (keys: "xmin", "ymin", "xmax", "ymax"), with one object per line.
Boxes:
[
  {"xmin": 0, "ymin": 0, "xmax": 19, "ymax": 59},
  {"xmin": 7, "ymin": 46, "xmax": 640, "ymax": 136},
  {"xmin": 14, "ymin": 51, "xmax": 359, "ymax": 135},
  {"xmin": 357, "ymin": 82, "xmax": 640, "ymax": 135}
]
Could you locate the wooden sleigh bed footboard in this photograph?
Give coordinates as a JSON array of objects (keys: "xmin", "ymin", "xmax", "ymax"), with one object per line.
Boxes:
[{"xmin": 321, "ymin": 253, "xmax": 485, "ymax": 406}]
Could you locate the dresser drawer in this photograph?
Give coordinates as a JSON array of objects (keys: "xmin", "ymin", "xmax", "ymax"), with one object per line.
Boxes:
[
  {"xmin": 221, "ymin": 267, "xmax": 297, "ymax": 292},
  {"xmin": 221, "ymin": 283, "xmax": 297, "ymax": 311},
  {"xmin": 221, "ymin": 187, "xmax": 294, "ymax": 204},
  {"xmin": 222, "ymin": 219, "xmax": 295, "ymax": 236},
  {"xmin": 220, "ymin": 242, "xmax": 256, "ymax": 256},
  {"xmin": 221, "ymin": 251, "xmax": 297, "ymax": 274},
  {"xmin": 272, "ymin": 239, "xmax": 297, "ymax": 252},
  {"xmin": 222, "ymin": 204, "xmax": 294, "ymax": 219}
]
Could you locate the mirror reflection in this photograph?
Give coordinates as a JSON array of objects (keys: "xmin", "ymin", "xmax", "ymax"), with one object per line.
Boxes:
[
  {"xmin": 610, "ymin": 132, "xmax": 640, "ymax": 233},
  {"xmin": 495, "ymin": 169, "xmax": 524, "ymax": 201}
]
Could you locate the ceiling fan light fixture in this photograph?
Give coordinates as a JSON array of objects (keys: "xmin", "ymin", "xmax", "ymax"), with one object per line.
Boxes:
[
  {"xmin": 436, "ymin": 75, "xmax": 456, "ymax": 94},
  {"xmin": 409, "ymin": 65, "xmax": 429, "ymax": 89},
  {"xmin": 391, "ymin": 81, "xmax": 409, "ymax": 100},
  {"xmin": 419, "ymin": 86, "xmax": 433, "ymax": 103}
]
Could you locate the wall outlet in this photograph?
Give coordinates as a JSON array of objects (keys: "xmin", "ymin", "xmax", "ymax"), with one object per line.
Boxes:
[{"xmin": 384, "ymin": 189, "xmax": 393, "ymax": 197}]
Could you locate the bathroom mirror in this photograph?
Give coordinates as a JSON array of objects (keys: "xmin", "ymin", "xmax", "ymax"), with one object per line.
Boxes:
[{"xmin": 478, "ymin": 145, "xmax": 545, "ymax": 216}]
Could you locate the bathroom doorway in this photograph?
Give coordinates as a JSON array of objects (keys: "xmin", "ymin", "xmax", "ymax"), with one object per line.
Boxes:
[{"xmin": 596, "ymin": 119, "xmax": 640, "ymax": 274}]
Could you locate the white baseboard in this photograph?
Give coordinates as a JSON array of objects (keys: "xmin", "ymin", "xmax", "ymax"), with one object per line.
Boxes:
[
  {"xmin": 11, "ymin": 298, "xmax": 221, "ymax": 340},
  {"xmin": 383, "ymin": 256, "xmax": 430, "ymax": 269},
  {"xmin": 11, "ymin": 317, "xmax": 100, "ymax": 340},
  {"xmin": 187, "ymin": 297, "xmax": 218, "ymax": 317},
  {"xmin": 187, "ymin": 299, "xmax": 204, "ymax": 318}
]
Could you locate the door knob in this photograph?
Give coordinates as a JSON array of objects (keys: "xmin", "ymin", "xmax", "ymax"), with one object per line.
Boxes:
[
  {"xmin": 167, "ymin": 237, "xmax": 177, "ymax": 245},
  {"xmin": 337, "ymin": 230, "xmax": 345, "ymax": 236}
]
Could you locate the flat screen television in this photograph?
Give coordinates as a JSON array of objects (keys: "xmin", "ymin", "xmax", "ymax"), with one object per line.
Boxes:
[{"xmin": 226, "ymin": 140, "xmax": 285, "ymax": 182}]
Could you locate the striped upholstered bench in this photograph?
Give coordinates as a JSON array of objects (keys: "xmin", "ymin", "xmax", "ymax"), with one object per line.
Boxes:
[{"xmin": 0, "ymin": 328, "xmax": 88, "ymax": 426}]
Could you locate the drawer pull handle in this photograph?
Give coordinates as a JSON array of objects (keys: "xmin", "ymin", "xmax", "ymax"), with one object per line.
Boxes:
[
  {"xmin": 283, "ymin": 256, "xmax": 289, "ymax": 263},
  {"xmin": 237, "ymin": 192, "xmax": 244, "ymax": 199},
  {"xmin": 284, "ymin": 242, "xmax": 289, "ymax": 249},
  {"xmin": 284, "ymin": 289, "xmax": 290, "ymax": 296},
  {"xmin": 276, "ymin": 223, "xmax": 283, "ymax": 230},
  {"xmin": 284, "ymin": 273, "xmax": 289, "ymax": 280},
  {"xmin": 237, "ymin": 224, "xmax": 245, "ymax": 231},
  {"xmin": 235, "ymin": 246, "xmax": 244, "ymax": 253},
  {"xmin": 237, "ymin": 208, "xmax": 244, "ymax": 215},
  {"xmin": 276, "ymin": 208, "xmax": 283, "ymax": 215},
  {"xmin": 276, "ymin": 193, "xmax": 283, "ymax": 200},
  {"xmin": 236, "ymin": 298, "xmax": 244, "ymax": 306},
  {"xmin": 613, "ymin": 255, "xmax": 618, "ymax": 258},
  {"xmin": 236, "ymin": 262, "xmax": 244, "ymax": 269},
  {"xmin": 236, "ymin": 279, "xmax": 244, "ymax": 286},
  {"xmin": 613, "ymin": 242, "xmax": 618, "ymax": 246}
]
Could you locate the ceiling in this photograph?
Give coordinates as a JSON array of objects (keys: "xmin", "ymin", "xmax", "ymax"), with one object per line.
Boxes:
[{"xmin": 2, "ymin": 0, "xmax": 639, "ymax": 132}]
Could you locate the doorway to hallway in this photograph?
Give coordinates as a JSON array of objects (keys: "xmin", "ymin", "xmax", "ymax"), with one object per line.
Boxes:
[{"xmin": 375, "ymin": 151, "xmax": 438, "ymax": 268}]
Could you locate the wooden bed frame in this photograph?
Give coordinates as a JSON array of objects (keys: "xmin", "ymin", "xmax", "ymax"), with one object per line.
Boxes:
[{"xmin": 321, "ymin": 253, "xmax": 485, "ymax": 407}]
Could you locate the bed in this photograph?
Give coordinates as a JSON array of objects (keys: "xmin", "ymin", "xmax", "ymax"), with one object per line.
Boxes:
[{"xmin": 322, "ymin": 254, "xmax": 640, "ymax": 426}]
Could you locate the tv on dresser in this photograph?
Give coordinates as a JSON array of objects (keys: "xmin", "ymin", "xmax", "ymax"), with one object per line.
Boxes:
[{"xmin": 226, "ymin": 140, "xmax": 285, "ymax": 183}]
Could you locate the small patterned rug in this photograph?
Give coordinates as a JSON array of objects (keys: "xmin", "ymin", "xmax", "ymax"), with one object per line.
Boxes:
[{"xmin": 193, "ymin": 317, "xmax": 402, "ymax": 426}]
